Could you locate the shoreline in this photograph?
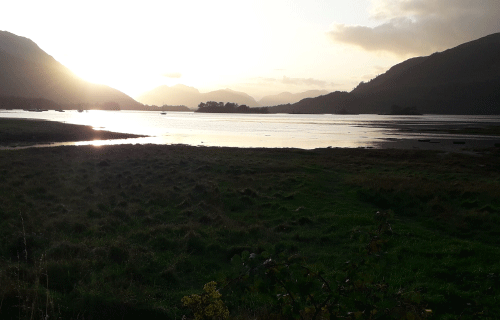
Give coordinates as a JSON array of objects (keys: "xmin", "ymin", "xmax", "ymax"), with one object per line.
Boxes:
[
  {"xmin": 1, "ymin": 116, "xmax": 500, "ymax": 154},
  {"xmin": 3, "ymin": 136, "xmax": 500, "ymax": 154},
  {"xmin": 374, "ymin": 136, "xmax": 500, "ymax": 153},
  {"xmin": 0, "ymin": 118, "xmax": 147, "ymax": 147}
]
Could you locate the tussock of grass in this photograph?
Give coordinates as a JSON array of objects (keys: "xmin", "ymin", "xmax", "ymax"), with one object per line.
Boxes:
[{"xmin": 0, "ymin": 143, "xmax": 499, "ymax": 318}]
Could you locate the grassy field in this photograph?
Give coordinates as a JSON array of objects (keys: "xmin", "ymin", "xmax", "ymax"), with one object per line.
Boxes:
[{"xmin": 1, "ymin": 119, "xmax": 500, "ymax": 319}]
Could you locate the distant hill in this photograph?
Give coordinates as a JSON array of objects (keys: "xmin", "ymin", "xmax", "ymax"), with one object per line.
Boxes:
[
  {"xmin": 136, "ymin": 85, "xmax": 260, "ymax": 109},
  {"xmin": 0, "ymin": 31, "xmax": 144, "ymax": 110},
  {"xmin": 202, "ymin": 89, "xmax": 259, "ymax": 108},
  {"xmin": 136, "ymin": 84, "xmax": 200, "ymax": 108},
  {"xmin": 271, "ymin": 33, "xmax": 500, "ymax": 115},
  {"xmin": 269, "ymin": 91, "xmax": 352, "ymax": 114},
  {"xmin": 259, "ymin": 90, "xmax": 329, "ymax": 107},
  {"xmin": 0, "ymin": 96, "xmax": 62, "ymax": 110}
]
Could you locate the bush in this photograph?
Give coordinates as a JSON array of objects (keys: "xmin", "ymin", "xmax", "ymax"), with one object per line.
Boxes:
[{"xmin": 182, "ymin": 281, "xmax": 229, "ymax": 320}]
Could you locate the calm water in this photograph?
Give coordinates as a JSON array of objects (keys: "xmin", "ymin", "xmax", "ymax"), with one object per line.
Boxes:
[{"xmin": 2, "ymin": 110, "xmax": 500, "ymax": 149}]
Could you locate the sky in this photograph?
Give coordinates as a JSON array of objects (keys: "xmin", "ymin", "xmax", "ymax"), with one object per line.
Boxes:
[{"xmin": 1, "ymin": 0, "xmax": 499, "ymax": 100}]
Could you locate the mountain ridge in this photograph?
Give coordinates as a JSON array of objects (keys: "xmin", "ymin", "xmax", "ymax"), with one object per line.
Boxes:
[
  {"xmin": 273, "ymin": 32, "xmax": 500, "ymax": 115},
  {"xmin": 0, "ymin": 30, "xmax": 144, "ymax": 110},
  {"xmin": 136, "ymin": 86, "xmax": 261, "ymax": 109},
  {"xmin": 2, "ymin": 30, "xmax": 499, "ymax": 114},
  {"xmin": 258, "ymin": 90, "xmax": 330, "ymax": 107},
  {"xmin": 136, "ymin": 85, "xmax": 330, "ymax": 109}
]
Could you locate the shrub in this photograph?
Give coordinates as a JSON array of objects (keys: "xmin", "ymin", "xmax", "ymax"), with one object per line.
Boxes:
[{"xmin": 182, "ymin": 281, "xmax": 229, "ymax": 320}]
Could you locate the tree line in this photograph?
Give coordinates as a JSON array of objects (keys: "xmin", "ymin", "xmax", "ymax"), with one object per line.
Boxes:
[{"xmin": 196, "ymin": 101, "xmax": 269, "ymax": 113}]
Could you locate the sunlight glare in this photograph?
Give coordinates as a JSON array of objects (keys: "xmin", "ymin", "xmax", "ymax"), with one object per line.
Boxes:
[{"xmin": 67, "ymin": 110, "xmax": 158, "ymax": 136}]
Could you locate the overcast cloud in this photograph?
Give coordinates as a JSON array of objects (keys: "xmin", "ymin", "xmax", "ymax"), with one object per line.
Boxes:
[
  {"xmin": 282, "ymin": 76, "xmax": 332, "ymax": 87},
  {"xmin": 328, "ymin": 0, "xmax": 500, "ymax": 56},
  {"xmin": 257, "ymin": 76, "xmax": 334, "ymax": 87},
  {"xmin": 162, "ymin": 73, "xmax": 182, "ymax": 79}
]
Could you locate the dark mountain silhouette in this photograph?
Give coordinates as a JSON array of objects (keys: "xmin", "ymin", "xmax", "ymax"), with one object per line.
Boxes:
[
  {"xmin": 0, "ymin": 31, "xmax": 144, "ymax": 110},
  {"xmin": 136, "ymin": 85, "xmax": 260, "ymax": 109},
  {"xmin": 271, "ymin": 33, "xmax": 500, "ymax": 114},
  {"xmin": 259, "ymin": 90, "xmax": 329, "ymax": 107},
  {"xmin": 0, "ymin": 96, "xmax": 62, "ymax": 110},
  {"xmin": 269, "ymin": 91, "xmax": 352, "ymax": 114}
]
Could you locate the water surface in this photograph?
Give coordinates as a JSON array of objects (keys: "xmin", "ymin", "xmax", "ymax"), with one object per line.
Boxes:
[{"xmin": 1, "ymin": 110, "xmax": 500, "ymax": 149}]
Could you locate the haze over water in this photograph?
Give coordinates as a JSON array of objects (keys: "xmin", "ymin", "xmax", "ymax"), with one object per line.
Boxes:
[{"xmin": 2, "ymin": 110, "xmax": 500, "ymax": 150}]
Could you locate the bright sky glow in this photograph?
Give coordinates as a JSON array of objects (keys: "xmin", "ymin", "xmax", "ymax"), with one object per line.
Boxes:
[{"xmin": 1, "ymin": 0, "xmax": 498, "ymax": 100}]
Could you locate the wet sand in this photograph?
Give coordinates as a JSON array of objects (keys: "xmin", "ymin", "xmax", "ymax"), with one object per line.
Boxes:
[
  {"xmin": 374, "ymin": 137, "xmax": 500, "ymax": 153},
  {"xmin": 1, "ymin": 117, "xmax": 500, "ymax": 153}
]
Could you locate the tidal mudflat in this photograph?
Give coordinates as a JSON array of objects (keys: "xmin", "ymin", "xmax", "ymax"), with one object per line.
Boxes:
[
  {"xmin": 1, "ymin": 119, "xmax": 500, "ymax": 319},
  {"xmin": 0, "ymin": 118, "xmax": 145, "ymax": 147}
]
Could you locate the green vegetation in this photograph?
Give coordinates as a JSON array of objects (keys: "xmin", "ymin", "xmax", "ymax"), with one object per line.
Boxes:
[
  {"xmin": 182, "ymin": 281, "xmax": 229, "ymax": 320},
  {"xmin": 1, "ymin": 130, "xmax": 500, "ymax": 318}
]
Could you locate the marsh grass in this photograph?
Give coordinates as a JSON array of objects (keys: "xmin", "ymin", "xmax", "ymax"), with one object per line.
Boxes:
[{"xmin": 0, "ymin": 144, "xmax": 499, "ymax": 318}]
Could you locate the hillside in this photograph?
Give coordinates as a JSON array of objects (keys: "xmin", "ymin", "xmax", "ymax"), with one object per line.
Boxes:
[
  {"xmin": 259, "ymin": 90, "xmax": 329, "ymax": 107},
  {"xmin": 137, "ymin": 86, "xmax": 331, "ymax": 109},
  {"xmin": 274, "ymin": 33, "xmax": 500, "ymax": 114},
  {"xmin": 0, "ymin": 31, "xmax": 144, "ymax": 110}
]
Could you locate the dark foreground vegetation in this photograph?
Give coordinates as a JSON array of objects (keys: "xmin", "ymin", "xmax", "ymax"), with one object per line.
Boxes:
[{"xmin": 1, "ymin": 122, "xmax": 500, "ymax": 319}]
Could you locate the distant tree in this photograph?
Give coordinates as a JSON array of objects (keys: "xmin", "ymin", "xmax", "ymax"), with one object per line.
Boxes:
[
  {"xmin": 196, "ymin": 101, "xmax": 268, "ymax": 114},
  {"xmin": 224, "ymin": 102, "xmax": 238, "ymax": 112},
  {"xmin": 237, "ymin": 104, "xmax": 249, "ymax": 112}
]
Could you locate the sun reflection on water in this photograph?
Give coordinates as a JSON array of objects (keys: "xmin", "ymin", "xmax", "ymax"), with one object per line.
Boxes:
[
  {"xmin": 2, "ymin": 110, "xmax": 500, "ymax": 150},
  {"xmin": 66, "ymin": 110, "xmax": 162, "ymax": 136}
]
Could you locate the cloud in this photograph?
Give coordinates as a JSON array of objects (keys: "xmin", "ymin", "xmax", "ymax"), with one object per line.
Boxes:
[
  {"xmin": 328, "ymin": 0, "xmax": 500, "ymax": 56},
  {"xmin": 162, "ymin": 72, "xmax": 182, "ymax": 78},
  {"xmin": 281, "ymin": 76, "xmax": 331, "ymax": 87},
  {"xmin": 255, "ymin": 76, "xmax": 337, "ymax": 87},
  {"xmin": 251, "ymin": 76, "xmax": 338, "ymax": 90}
]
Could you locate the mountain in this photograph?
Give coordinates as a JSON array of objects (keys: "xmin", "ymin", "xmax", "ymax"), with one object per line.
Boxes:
[
  {"xmin": 273, "ymin": 33, "xmax": 500, "ymax": 115},
  {"xmin": 136, "ymin": 85, "xmax": 260, "ymax": 109},
  {"xmin": 259, "ymin": 90, "xmax": 329, "ymax": 107},
  {"xmin": 202, "ymin": 89, "xmax": 259, "ymax": 108},
  {"xmin": 0, "ymin": 31, "xmax": 144, "ymax": 110},
  {"xmin": 135, "ymin": 84, "xmax": 201, "ymax": 108}
]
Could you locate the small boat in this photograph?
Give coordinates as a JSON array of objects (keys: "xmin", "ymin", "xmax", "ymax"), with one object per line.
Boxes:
[{"xmin": 161, "ymin": 112, "xmax": 167, "ymax": 115}]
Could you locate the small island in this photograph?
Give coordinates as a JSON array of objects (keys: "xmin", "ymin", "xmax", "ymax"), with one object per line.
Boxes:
[{"xmin": 196, "ymin": 101, "xmax": 269, "ymax": 113}]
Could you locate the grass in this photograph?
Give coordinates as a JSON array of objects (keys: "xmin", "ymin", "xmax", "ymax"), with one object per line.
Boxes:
[{"xmin": 0, "ymin": 120, "xmax": 500, "ymax": 319}]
